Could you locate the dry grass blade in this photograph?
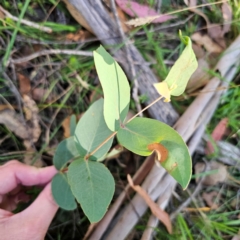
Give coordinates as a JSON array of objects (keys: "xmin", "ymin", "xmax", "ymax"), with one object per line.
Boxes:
[{"xmin": 127, "ymin": 174, "xmax": 172, "ymax": 234}]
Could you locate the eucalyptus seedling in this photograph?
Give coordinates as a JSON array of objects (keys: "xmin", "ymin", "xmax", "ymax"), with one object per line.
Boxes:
[{"xmin": 52, "ymin": 31, "xmax": 198, "ymax": 223}]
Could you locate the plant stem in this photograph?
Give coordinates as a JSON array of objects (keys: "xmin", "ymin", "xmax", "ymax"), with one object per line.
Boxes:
[
  {"xmin": 86, "ymin": 131, "xmax": 117, "ymax": 159},
  {"xmin": 127, "ymin": 95, "xmax": 164, "ymax": 123},
  {"xmin": 86, "ymin": 95, "xmax": 164, "ymax": 159}
]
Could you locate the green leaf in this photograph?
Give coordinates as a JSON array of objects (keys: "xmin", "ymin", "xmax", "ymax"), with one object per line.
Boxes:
[
  {"xmin": 154, "ymin": 31, "xmax": 198, "ymax": 99},
  {"xmin": 51, "ymin": 172, "xmax": 77, "ymax": 210},
  {"xmin": 74, "ymin": 98, "xmax": 114, "ymax": 161},
  {"xmin": 68, "ymin": 159, "xmax": 115, "ymax": 223},
  {"xmin": 93, "ymin": 45, "xmax": 130, "ymax": 131},
  {"xmin": 53, "ymin": 136, "xmax": 80, "ymax": 170},
  {"xmin": 117, "ymin": 117, "xmax": 191, "ymax": 189}
]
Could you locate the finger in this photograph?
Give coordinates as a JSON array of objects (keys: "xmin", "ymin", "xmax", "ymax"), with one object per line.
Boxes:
[
  {"xmin": 0, "ymin": 160, "xmax": 57, "ymax": 195},
  {"xmin": 17, "ymin": 183, "xmax": 58, "ymax": 234}
]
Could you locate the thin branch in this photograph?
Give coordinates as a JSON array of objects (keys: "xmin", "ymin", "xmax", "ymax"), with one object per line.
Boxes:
[
  {"xmin": 0, "ymin": 5, "xmax": 52, "ymax": 33},
  {"xmin": 127, "ymin": 96, "xmax": 163, "ymax": 123},
  {"xmin": 10, "ymin": 49, "xmax": 93, "ymax": 64},
  {"xmin": 86, "ymin": 132, "xmax": 117, "ymax": 160}
]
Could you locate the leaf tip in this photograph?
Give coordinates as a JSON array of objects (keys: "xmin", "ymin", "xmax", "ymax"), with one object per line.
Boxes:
[{"xmin": 179, "ymin": 29, "xmax": 189, "ymax": 45}]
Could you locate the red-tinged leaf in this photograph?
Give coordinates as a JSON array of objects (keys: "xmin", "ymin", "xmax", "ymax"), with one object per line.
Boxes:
[
  {"xmin": 115, "ymin": 0, "xmax": 175, "ymax": 23},
  {"xmin": 127, "ymin": 174, "xmax": 172, "ymax": 234},
  {"xmin": 206, "ymin": 118, "xmax": 228, "ymax": 154}
]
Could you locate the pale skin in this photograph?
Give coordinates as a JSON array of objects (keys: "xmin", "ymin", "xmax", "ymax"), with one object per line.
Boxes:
[{"xmin": 0, "ymin": 160, "xmax": 59, "ymax": 240}]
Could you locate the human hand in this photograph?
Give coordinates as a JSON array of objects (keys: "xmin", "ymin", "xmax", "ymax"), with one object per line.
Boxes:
[{"xmin": 0, "ymin": 160, "xmax": 59, "ymax": 240}]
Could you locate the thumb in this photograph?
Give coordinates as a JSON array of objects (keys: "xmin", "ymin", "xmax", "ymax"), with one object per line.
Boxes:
[{"xmin": 19, "ymin": 182, "xmax": 59, "ymax": 235}]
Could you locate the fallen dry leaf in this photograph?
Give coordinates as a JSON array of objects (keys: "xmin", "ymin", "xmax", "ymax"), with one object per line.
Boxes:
[
  {"xmin": 205, "ymin": 118, "xmax": 228, "ymax": 155},
  {"xmin": 127, "ymin": 174, "xmax": 172, "ymax": 234},
  {"xmin": 184, "ymin": 0, "xmax": 210, "ymax": 27},
  {"xmin": 0, "ymin": 109, "xmax": 30, "ymax": 140},
  {"xmin": 126, "ymin": 14, "xmax": 175, "ymax": 27},
  {"xmin": 208, "ymin": 24, "xmax": 226, "ymax": 49},
  {"xmin": 0, "ymin": 106, "xmax": 42, "ymax": 167},
  {"xmin": 62, "ymin": 114, "xmax": 81, "ymax": 139},
  {"xmin": 222, "ymin": 2, "xmax": 232, "ymax": 34},
  {"xmin": 186, "ymin": 58, "xmax": 210, "ymax": 93},
  {"xmin": 117, "ymin": 0, "xmax": 175, "ymax": 24},
  {"xmin": 184, "ymin": 0, "xmax": 227, "ymax": 49},
  {"xmin": 17, "ymin": 73, "xmax": 31, "ymax": 95},
  {"xmin": 32, "ymin": 88, "xmax": 49, "ymax": 102},
  {"xmin": 22, "ymin": 95, "xmax": 42, "ymax": 166},
  {"xmin": 202, "ymin": 191, "xmax": 219, "ymax": 209},
  {"xmin": 192, "ymin": 43, "xmax": 205, "ymax": 59},
  {"xmin": 191, "ymin": 32, "xmax": 223, "ymax": 53},
  {"xmin": 66, "ymin": 30, "xmax": 92, "ymax": 41},
  {"xmin": 22, "ymin": 95, "xmax": 41, "ymax": 142},
  {"xmin": 195, "ymin": 161, "xmax": 228, "ymax": 186}
]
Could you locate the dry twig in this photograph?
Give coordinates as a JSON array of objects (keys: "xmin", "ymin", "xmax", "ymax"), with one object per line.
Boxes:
[
  {"xmin": 0, "ymin": 6, "xmax": 52, "ymax": 33},
  {"xmin": 10, "ymin": 49, "xmax": 92, "ymax": 64}
]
